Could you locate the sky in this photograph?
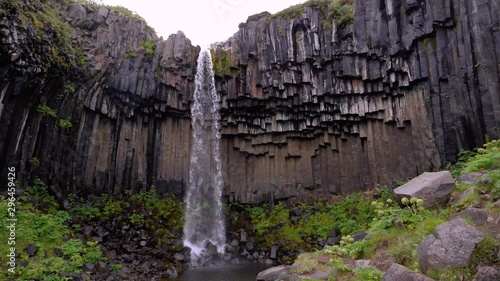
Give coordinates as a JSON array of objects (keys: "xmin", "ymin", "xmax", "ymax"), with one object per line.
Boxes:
[{"xmin": 101, "ymin": 0, "xmax": 306, "ymax": 48}]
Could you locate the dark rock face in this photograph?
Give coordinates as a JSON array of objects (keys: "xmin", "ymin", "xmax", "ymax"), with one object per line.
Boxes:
[
  {"xmin": 214, "ymin": 0, "xmax": 499, "ymax": 202},
  {"xmin": 0, "ymin": 0, "xmax": 198, "ymax": 196},
  {"xmin": 1, "ymin": 0, "xmax": 499, "ymax": 203},
  {"xmin": 417, "ymin": 218, "xmax": 485, "ymax": 273}
]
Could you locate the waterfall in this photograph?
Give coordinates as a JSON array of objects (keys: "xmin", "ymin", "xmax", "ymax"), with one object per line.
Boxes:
[{"xmin": 183, "ymin": 49, "xmax": 226, "ymax": 265}]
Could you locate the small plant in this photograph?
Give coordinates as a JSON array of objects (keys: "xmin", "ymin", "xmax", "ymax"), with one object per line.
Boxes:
[
  {"xmin": 112, "ymin": 263, "xmax": 123, "ymax": 272},
  {"xmin": 25, "ymin": 178, "xmax": 58, "ymax": 213},
  {"xmin": 58, "ymin": 117, "xmax": 73, "ymax": 130},
  {"xmin": 37, "ymin": 104, "xmax": 57, "ymax": 118},
  {"xmin": 129, "ymin": 213, "xmax": 145, "ymax": 225},
  {"xmin": 72, "ymin": 205, "xmax": 99, "ymax": 220},
  {"xmin": 64, "ymin": 83, "xmax": 76, "ymax": 94},
  {"xmin": 292, "ymin": 254, "xmax": 319, "ymax": 274},
  {"xmin": 141, "ymin": 40, "xmax": 156, "ymax": 56},
  {"xmin": 353, "ymin": 265, "xmax": 383, "ymax": 281},
  {"xmin": 30, "ymin": 157, "xmax": 40, "ymax": 166},
  {"xmin": 401, "ymin": 197, "xmax": 424, "ymax": 215}
]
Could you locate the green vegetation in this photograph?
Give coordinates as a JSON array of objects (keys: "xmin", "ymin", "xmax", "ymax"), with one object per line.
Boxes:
[
  {"xmin": 25, "ymin": 0, "xmax": 88, "ymax": 70},
  {"xmin": 105, "ymin": 5, "xmax": 146, "ymax": 23},
  {"xmin": 37, "ymin": 104, "xmax": 57, "ymax": 118},
  {"xmin": 210, "ymin": 49, "xmax": 235, "ymax": 77},
  {"xmin": 0, "ymin": 179, "xmax": 106, "ymax": 280},
  {"xmin": 0, "ymin": 178, "xmax": 183, "ymax": 280},
  {"xmin": 70, "ymin": 188, "xmax": 184, "ymax": 245},
  {"xmin": 270, "ymin": 0, "xmax": 354, "ymax": 29},
  {"xmin": 58, "ymin": 117, "xmax": 73, "ymax": 130},
  {"xmin": 141, "ymin": 39, "xmax": 157, "ymax": 56},
  {"xmin": 353, "ymin": 266, "xmax": 384, "ymax": 281},
  {"xmin": 64, "ymin": 83, "xmax": 76, "ymax": 94},
  {"xmin": 246, "ymin": 11, "xmax": 271, "ymax": 22},
  {"xmin": 266, "ymin": 140, "xmax": 500, "ymax": 279}
]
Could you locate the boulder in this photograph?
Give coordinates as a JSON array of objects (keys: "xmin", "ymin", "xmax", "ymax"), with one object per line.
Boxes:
[
  {"xmin": 394, "ymin": 171, "xmax": 455, "ymax": 208},
  {"xmin": 472, "ymin": 266, "xmax": 500, "ymax": 281},
  {"xmin": 417, "ymin": 218, "xmax": 485, "ymax": 273},
  {"xmin": 458, "ymin": 172, "xmax": 487, "ymax": 185},
  {"xmin": 382, "ymin": 263, "xmax": 435, "ymax": 281},
  {"xmin": 450, "ymin": 208, "xmax": 488, "ymax": 225},
  {"xmin": 256, "ymin": 265, "xmax": 298, "ymax": 281},
  {"xmin": 450, "ymin": 187, "xmax": 476, "ymax": 206}
]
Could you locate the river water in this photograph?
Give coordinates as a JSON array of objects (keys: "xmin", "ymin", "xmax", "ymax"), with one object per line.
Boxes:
[{"xmin": 174, "ymin": 263, "xmax": 271, "ymax": 281}]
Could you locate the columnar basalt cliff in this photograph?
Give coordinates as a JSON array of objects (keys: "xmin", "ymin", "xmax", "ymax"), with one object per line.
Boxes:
[
  {"xmin": 214, "ymin": 0, "xmax": 499, "ymax": 202},
  {"xmin": 0, "ymin": 0, "xmax": 198, "ymax": 196},
  {"xmin": 0, "ymin": 0, "xmax": 498, "ymax": 203}
]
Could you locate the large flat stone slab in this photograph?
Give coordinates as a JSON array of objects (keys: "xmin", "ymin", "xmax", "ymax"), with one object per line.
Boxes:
[
  {"xmin": 382, "ymin": 263, "xmax": 435, "ymax": 281},
  {"xmin": 256, "ymin": 265, "xmax": 298, "ymax": 281},
  {"xmin": 417, "ymin": 218, "xmax": 485, "ymax": 273},
  {"xmin": 394, "ymin": 171, "xmax": 455, "ymax": 208}
]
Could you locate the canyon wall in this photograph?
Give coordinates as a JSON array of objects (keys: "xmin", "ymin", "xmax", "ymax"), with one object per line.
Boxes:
[
  {"xmin": 0, "ymin": 0, "xmax": 498, "ymax": 202},
  {"xmin": 0, "ymin": 0, "xmax": 198, "ymax": 196},
  {"xmin": 214, "ymin": 0, "xmax": 499, "ymax": 202}
]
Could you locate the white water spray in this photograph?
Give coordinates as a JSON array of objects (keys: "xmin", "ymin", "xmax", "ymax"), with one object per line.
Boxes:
[{"xmin": 183, "ymin": 49, "xmax": 226, "ymax": 265}]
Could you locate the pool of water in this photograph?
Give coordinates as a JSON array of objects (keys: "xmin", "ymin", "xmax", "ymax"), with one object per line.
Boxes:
[{"xmin": 172, "ymin": 263, "xmax": 272, "ymax": 281}]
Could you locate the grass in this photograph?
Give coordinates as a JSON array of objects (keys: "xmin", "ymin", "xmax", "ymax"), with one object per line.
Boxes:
[
  {"xmin": 0, "ymin": 190, "xmax": 106, "ymax": 280},
  {"xmin": 37, "ymin": 104, "xmax": 57, "ymax": 118},
  {"xmin": 0, "ymin": 178, "xmax": 184, "ymax": 280},
  {"xmin": 270, "ymin": 0, "xmax": 354, "ymax": 29}
]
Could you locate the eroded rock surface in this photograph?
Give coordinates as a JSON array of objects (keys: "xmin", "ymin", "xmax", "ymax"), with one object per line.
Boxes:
[
  {"xmin": 393, "ymin": 171, "xmax": 455, "ymax": 208},
  {"xmin": 214, "ymin": 0, "xmax": 500, "ymax": 202},
  {"xmin": 1, "ymin": 0, "xmax": 499, "ymax": 203},
  {"xmin": 417, "ymin": 218, "xmax": 485, "ymax": 273}
]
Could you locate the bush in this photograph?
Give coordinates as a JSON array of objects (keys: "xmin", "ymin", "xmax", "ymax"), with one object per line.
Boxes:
[
  {"xmin": 58, "ymin": 118, "xmax": 72, "ymax": 129},
  {"xmin": 37, "ymin": 104, "xmax": 57, "ymax": 118},
  {"xmin": 353, "ymin": 266, "xmax": 383, "ymax": 281},
  {"xmin": 141, "ymin": 40, "xmax": 156, "ymax": 56}
]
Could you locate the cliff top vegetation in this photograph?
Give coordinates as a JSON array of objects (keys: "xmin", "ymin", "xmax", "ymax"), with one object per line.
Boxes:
[{"xmin": 246, "ymin": 0, "xmax": 354, "ymax": 29}]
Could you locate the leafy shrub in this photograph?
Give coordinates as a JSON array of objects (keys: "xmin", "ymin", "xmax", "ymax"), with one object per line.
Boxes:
[
  {"xmin": 71, "ymin": 205, "xmax": 99, "ymax": 220},
  {"xmin": 462, "ymin": 140, "xmax": 500, "ymax": 173},
  {"xmin": 210, "ymin": 48, "xmax": 234, "ymax": 77},
  {"xmin": 141, "ymin": 40, "xmax": 156, "ymax": 56},
  {"xmin": 270, "ymin": 0, "xmax": 354, "ymax": 29},
  {"xmin": 25, "ymin": 178, "xmax": 58, "ymax": 213},
  {"xmin": 58, "ymin": 117, "xmax": 73, "ymax": 129},
  {"xmin": 64, "ymin": 83, "xmax": 76, "ymax": 94},
  {"xmin": 353, "ymin": 266, "xmax": 383, "ymax": 281},
  {"xmin": 37, "ymin": 104, "xmax": 57, "ymax": 118}
]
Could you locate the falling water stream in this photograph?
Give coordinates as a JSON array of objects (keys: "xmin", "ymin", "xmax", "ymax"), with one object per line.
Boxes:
[{"xmin": 182, "ymin": 49, "xmax": 226, "ymax": 266}]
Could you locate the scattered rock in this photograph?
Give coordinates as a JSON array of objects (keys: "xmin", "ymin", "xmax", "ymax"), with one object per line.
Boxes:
[
  {"xmin": 270, "ymin": 245, "xmax": 278, "ymax": 259},
  {"xmin": 458, "ymin": 172, "xmax": 486, "ymax": 185},
  {"xmin": 472, "ymin": 266, "xmax": 500, "ymax": 281},
  {"xmin": 240, "ymin": 231, "xmax": 247, "ymax": 242},
  {"xmin": 355, "ymin": 260, "xmax": 371, "ymax": 269},
  {"xmin": 26, "ymin": 244, "xmax": 38, "ymax": 257},
  {"xmin": 394, "ymin": 171, "xmax": 455, "ymax": 208},
  {"xmin": 54, "ymin": 248, "xmax": 63, "ymax": 257},
  {"xmin": 450, "ymin": 208, "xmax": 489, "ymax": 225},
  {"xmin": 450, "ymin": 187, "xmax": 476, "ymax": 206},
  {"xmin": 256, "ymin": 265, "xmax": 298, "ymax": 281},
  {"xmin": 352, "ymin": 232, "xmax": 367, "ymax": 242},
  {"xmin": 494, "ymin": 200, "xmax": 500, "ymax": 208},
  {"xmin": 417, "ymin": 218, "xmax": 485, "ymax": 273},
  {"xmin": 382, "ymin": 263, "xmax": 435, "ymax": 281}
]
